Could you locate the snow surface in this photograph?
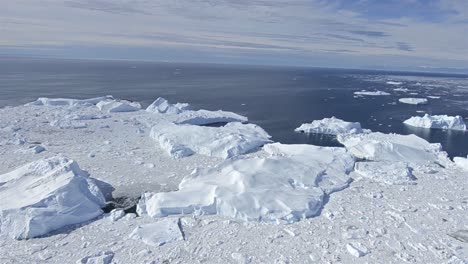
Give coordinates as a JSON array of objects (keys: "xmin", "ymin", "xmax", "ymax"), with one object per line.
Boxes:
[
  {"xmin": 354, "ymin": 161, "xmax": 416, "ymax": 185},
  {"xmin": 453, "ymin": 156, "xmax": 468, "ymax": 171},
  {"xmin": 398, "ymin": 98, "xmax": 428, "ymax": 105},
  {"xmin": 354, "ymin": 91, "xmax": 390, "ymax": 96},
  {"xmin": 149, "ymin": 121, "xmax": 271, "ymax": 159},
  {"xmin": 129, "ymin": 218, "xmax": 183, "ymax": 246},
  {"xmin": 0, "ymin": 156, "xmax": 106, "ymax": 239},
  {"xmin": 295, "ymin": 117, "xmax": 366, "ymax": 135},
  {"xmin": 137, "ymin": 143, "xmax": 354, "ymax": 223},
  {"xmin": 403, "ymin": 114, "xmax": 466, "ymax": 131},
  {"xmin": 1, "ymin": 96, "xmax": 467, "ymax": 263}
]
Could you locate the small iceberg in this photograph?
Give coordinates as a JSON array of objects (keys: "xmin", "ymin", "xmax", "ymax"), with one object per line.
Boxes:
[
  {"xmin": 137, "ymin": 143, "xmax": 354, "ymax": 223},
  {"xmin": 354, "ymin": 91, "xmax": 390, "ymax": 96},
  {"xmin": 295, "ymin": 117, "xmax": 366, "ymax": 135},
  {"xmin": 0, "ymin": 156, "xmax": 106, "ymax": 239},
  {"xmin": 398, "ymin": 98, "xmax": 428, "ymax": 105},
  {"xmin": 403, "ymin": 114, "xmax": 466, "ymax": 131}
]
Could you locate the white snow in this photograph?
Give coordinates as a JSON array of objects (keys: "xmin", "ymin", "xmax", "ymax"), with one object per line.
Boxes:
[
  {"xmin": 337, "ymin": 132, "xmax": 446, "ymax": 165},
  {"xmin": 129, "ymin": 218, "xmax": 183, "ymax": 246},
  {"xmin": 354, "ymin": 161, "xmax": 416, "ymax": 185},
  {"xmin": 398, "ymin": 98, "xmax": 428, "ymax": 105},
  {"xmin": 453, "ymin": 156, "xmax": 468, "ymax": 171},
  {"xmin": 26, "ymin": 96, "xmax": 114, "ymax": 107},
  {"xmin": 0, "ymin": 156, "xmax": 106, "ymax": 239},
  {"xmin": 96, "ymin": 100, "xmax": 141, "ymax": 113},
  {"xmin": 149, "ymin": 121, "xmax": 271, "ymax": 159},
  {"xmin": 403, "ymin": 114, "xmax": 466, "ymax": 131},
  {"xmin": 354, "ymin": 91, "xmax": 390, "ymax": 96},
  {"xmin": 137, "ymin": 143, "xmax": 354, "ymax": 223},
  {"xmin": 295, "ymin": 117, "xmax": 366, "ymax": 135}
]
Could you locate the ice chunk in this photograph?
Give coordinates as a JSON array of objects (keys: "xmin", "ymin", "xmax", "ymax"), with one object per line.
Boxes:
[
  {"xmin": 149, "ymin": 121, "xmax": 271, "ymax": 159},
  {"xmin": 427, "ymin": 96, "xmax": 441, "ymax": 99},
  {"xmin": 146, "ymin": 97, "xmax": 190, "ymax": 114},
  {"xmin": 129, "ymin": 218, "xmax": 183, "ymax": 246},
  {"xmin": 137, "ymin": 143, "xmax": 354, "ymax": 223},
  {"xmin": 393, "ymin": 88, "xmax": 409, "ymax": 92},
  {"xmin": 295, "ymin": 117, "xmax": 365, "ymax": 135},
  {"xmin": 386, "ymin": 81, "xmax": 403, "ymax": 85},
  {"xmin": 26, "ymin": 96, "xmax": 114, "ymax": 107},
  {"xmin": 337, "ymin": 132, "xmax": 445, "ymax": 165},
  {"xmin": 398, "ymin": 98, "xmax": 428, "ymax": 105},
  {"xmin": 0, "ymin": 156, "xmax": 106, "ymax": 239},
  {"xmin": 346, "ymin": 243, "xmax": 368, "ymax": 257},
  {"xmin": 354, "ymin": 161, "xmax": 416, "ymax": 185},
  {"xmin": 354, "ymin": 91, "xmax": 390, "ymax": 96},
  {"xmin": 76, "ymin": 251, "xmax": 114, "ymax": 264},
  {"xmin": 403, "ymin": 114, "xmax": 466, "ymax": 131},
  {"xmin": 96, "ymin": 100, "xmax": 141, "ymax": 113},
  {"xmin": 453, "ymin": 156, "xmax": 468, "ymax": 171}
]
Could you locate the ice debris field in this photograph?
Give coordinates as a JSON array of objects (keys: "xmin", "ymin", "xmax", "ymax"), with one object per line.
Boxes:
[{"xmin": 0, "ymin": 96, "xmax": 467, "ymax": 263}]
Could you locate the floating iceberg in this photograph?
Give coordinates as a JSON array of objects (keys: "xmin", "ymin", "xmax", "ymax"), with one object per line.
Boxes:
[
  {"xmin": 0, "ymin": 156, "xmax": 106, "ymax": 239},
  {"xmin": 453, "ymin": 156, "xmax": 468, "ymax": 171},
  {"xmin": 393, "ymin": 88, "xmax": 409, "ymax": 92},
  {"xmin": 354, "ymin": 91, "xmax": 390, "ymax": 96},
  {"xmin": 149, "ymin": 121, "xmax": 271, "ymax": 159},
  {"xmin": 137, "ymin": 143, "xmax": 354, "ymax": 223},
  {"xmin": 129, "ymin": 218, "xmax": 183, "ymax": 246},
  {"xmin": 337, "ymin": 132, "xmax": 445, "ymax": 165},
  {"xmin": 146, "ymin": 97, "xmax": 247, "ymax": 125},
  {"xmin": 96, "ymin": 100, "xmax": 141, "ymax": 113},
  {"xmin": 403, "ymin": 114, "xmax": 466, "ymax": 131},
  {"xmin": 295, "ymin": 117, "xmax": 365, "ymax": 135},
  {"xmin": 354, "ymin": 161, "xmax": 416, "ymax": 185},
  {"xmin": 398, "ymin": 98, "xmax": 428, "ymax": 105},
  {"xmin": 26, "ymin": 96, "xmax": 114, "ymax": 107}
]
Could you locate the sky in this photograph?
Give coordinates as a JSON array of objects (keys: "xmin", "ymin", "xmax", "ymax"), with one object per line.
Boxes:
[{"xmin": 2, "ymin": 0, "xmax": 468, "ymax": 71}]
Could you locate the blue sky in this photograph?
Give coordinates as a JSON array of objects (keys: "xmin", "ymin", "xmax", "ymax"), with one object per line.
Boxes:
[{"xmin": 2, "ymin": 0, "xmax": 468, "ymax": 70}]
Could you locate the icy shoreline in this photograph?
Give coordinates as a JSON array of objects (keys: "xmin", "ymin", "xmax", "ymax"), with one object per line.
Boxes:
[{"xmin": 0, "ymin": 96, "xmax": 467, "ymax": 263}]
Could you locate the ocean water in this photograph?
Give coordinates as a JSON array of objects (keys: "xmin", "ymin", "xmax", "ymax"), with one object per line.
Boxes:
[{"xmin": 1, "ymin": 58, "xmax": 468, "ymax": 158}]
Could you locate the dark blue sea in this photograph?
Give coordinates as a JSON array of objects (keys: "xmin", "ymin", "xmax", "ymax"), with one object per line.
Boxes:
[{"xmin": 1, "ymin": 57, "xmax": 468, "ymax": 158}]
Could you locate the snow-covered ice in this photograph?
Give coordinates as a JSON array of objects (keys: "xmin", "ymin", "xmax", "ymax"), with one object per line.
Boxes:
[
  {"xmin": 398, "ymin": 98, "xmax": 428, "ymax": 105},
  {"xmin": 0, "ymin": 156, "xmax": 106, "ymax": 239},
  {"xmin": 26, "ymin": 96, "xmax": 114, "ymax": 107},
  {"xmin": 386, "ymin": 81, "xmax": 403, "ymax": 85},
  {"xmin": 149, "ymin": 121, "xmax": 271, "ymax": 159},
  {"xmin": 146, "ymin": 97, "xmax": 191, "ymax": 114},
  {"xmin": 295, "ymin": 117, "xmax": 366, "ymax": 135},
  {"xmin": 96, "ymin": 100, "xmax": 141, "ymax": 113},
  {"xmin": 453, "ymin": 156, "xmax": 468, "ymax": 171},
  {"xmin": 137, "ymin": 143, "xmax": 354, "ymax": 223},
  {"xmin": 354, "ymin": 91, "xmax": 390, "ymax": 96},
  {"xmin": 129, "ymin": 218, "xmax": 183, "ymax": 246},
  {"xmin": 393, "ymin": 88, "xmax": 409, "ymax": 92},
  {"xmin": 403, "ymin": 114, "xmax": 466, "ymax": 131},
  {"xmin": 354, "ymin": 161, "xmax": 416, "ymax": 185}
]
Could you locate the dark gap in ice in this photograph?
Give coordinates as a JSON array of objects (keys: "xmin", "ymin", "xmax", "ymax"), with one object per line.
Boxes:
[
  {"xmin": 199, "ymin": 122, "xmax": 229, "ymax": 127},
  {"xmin": 103, "ymin": 196, "xmax": 139, "ymax": 214}
]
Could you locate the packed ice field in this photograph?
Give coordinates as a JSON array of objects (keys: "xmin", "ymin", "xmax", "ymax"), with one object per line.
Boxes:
[{"xmin": 0, "ymin": 92, "xmax": 467, "ymax": 263}]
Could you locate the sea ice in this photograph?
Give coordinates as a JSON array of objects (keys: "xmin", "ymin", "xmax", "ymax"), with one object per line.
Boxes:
[
  {"xmin": 77, "ymin": 251, "xmax": 114, "ymax": 264},
  {"xmin": 149, "ymin": 121, "xmax": 271, "ymax": 159},
  {"xmin": 354, "ymin": 161, "xmax": 416, "ymax": 185},
  {"xmin": 354, "ymin": 91, "xmax": 390, "ymax": 96},
  {"xmin": 393, "ymin": 88, "xmax": 409, "ymax": 92},
  {"xmin": 96, "ymin": 100, "xmax": 141, "ymax": 113},
  {"xmin": 386, "ymin": 81, "xmax": 403, "ymax": 85},
  {"xmin": 0, "ymin": 156, "xmax": 106, "ymax": 239},
  {"xmin": 129, "ymin": 218, "xmax": 183, "ymax": 246},
  {"xmin": 403, "ymin": 114, "xmax": 466, "ymax": 131},
  {"xmin": 26, "ymin": 96, "xmax": 114, "ymax": 107},
  {"xmin": 337, "ymin": 132, "xmax": 446, "ymax": 165},
  {"xmin": 398, "ymin": 98, "xmax": 428, "ymax": 105},
  {"xmin": 137, "ymin": 143, "xmax": 354, "ymax": 223},
  {"xmin": 146, "ymin": 97, "xmax": 191, "ymax": 114},
  {"xmin": 453, "ymin": 156, "xmax": 468, "ymax": 171},
  {"xmin": 295, "ymin": 117, "xmax": 366, "ymax": 135}
]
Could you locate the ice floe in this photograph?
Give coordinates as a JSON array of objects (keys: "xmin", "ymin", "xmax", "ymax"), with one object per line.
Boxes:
[
  {"xmin": 0, "ymin": 156, "xmax": 106, "ymax": 239},
  {"xmin": 26, "ymin": 96, "xmax": 114, "ymax": 107},
  {"xmin": 149, "ymin": 121, "xmax": 271, "ymax": 159},
  {"xmin": 453, "ymin": 156, "xmax": 468, "ymax": 171},
  {"xmin": 393, "ymin": 88, "xmax": 409, "ymax": 92},
  {"xmin": 137, "ymin": 143, "xmax": 354, "ymax": 223},
  {"xmin": 398, "ymin": 98, "xmax": 428, "ymax": 105},
  {"xmin": 386, "ymin": 81, "xmax": 403, "ymax": 85},
  {"xmin": 295, "ymin": 117, "xmax": 366, "ymax": 135},
  {"xmin": 354, "ymin": 161, "xmax": 416, "ymax": 185},
  {"xmin": 354, "ymin": 91, "xmax": 390, "ymax": 96},
  {"xmin": 403, "ymin": 114, "xmax": 466, "ymax": 131},
  {"xmin": 129, "ymin": 218, "xmax": 183, "ymax": 246},
  {"xmin": 337, "ymin": 132, "xmax": 446, "ymax": 165},
  {"xmin": 96, "ymin": 100, "xmax": 141, "ymax": 113}
]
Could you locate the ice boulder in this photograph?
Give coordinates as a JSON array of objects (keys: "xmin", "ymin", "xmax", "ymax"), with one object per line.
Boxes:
[
  {"xmin": 354, "ymin": 161, "xmax": 416, "ymax": 185},
  {"xmin": 453, "ymin": 156, "xmax": 468, "ymax": 171},
  {"xmin": 26, "ymin": 96, "xmax": 114, "ymax": 107},
  {"xmin": 137, "ymin": 143, "xmax": 354, "ymax": 223},
  {"xmin": 354, "ymin": 91, "xmax": 390, "ymax": 96},
  {"xmin": 398, "ymin": 98, "xmax": 428, "ymax": 105},
  {"xmin": 96, "ymin": 100, "xmax": 141, "ymax": 113},
  {"xmin": 0, "ymin": 156, "xmax": 106, "ymax": 239},
  {"xmin": 295, "ymin": 117, "xmax": 366, "ymax": 135},
  {"xmin": 129, "ymin": 218, "xmax": 183, "ymax": 246},
  {"xmin": 403, "ymin": 114, "xmax": 466, "ymax": 131},
  {"xmin": 150, "ymin": 121, "xmax": 271, "ymax": 159},
  {"xmin": 146, "ymin": 97, "xmax": 191, "ymax": 114},
  {"xmin": 337, "ymin": 132, "xmax": 446, "ymax": 165}
]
